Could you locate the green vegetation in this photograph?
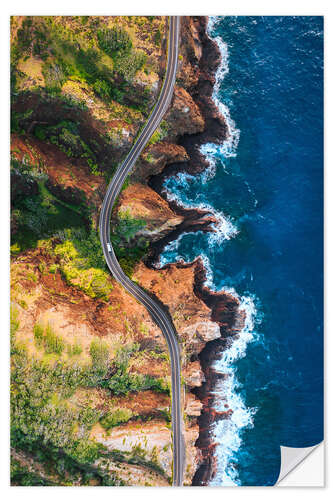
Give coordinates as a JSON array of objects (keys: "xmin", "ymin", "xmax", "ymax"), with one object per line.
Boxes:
[
  {"xmin": 107, "ymin": 444, "xmax": 165, "ymax": 477},
  {"xmin": 11, "ymin": 16, "xmax": 156, "ymax": 111},
  {"xmin": 115, "ymin": 208, "xmax": 147, "ymax": 244},
  {"xmin": 10, "ymin": 307, "xmax": 170, "ymax": 485},
  {"xmin": 67, "ymin": 342, "xmax": 83, "ymax": 357},
  {"xmin": 97, "ymin": 26, "xmax": 132, "ymax": 56},
  {"xmin": 11, "ymin": 157, "xmax": 86, "ymax": 252},
  {"xmin": 101, "ymin": 343, "xmax": 170, "ymax": 397},
  {"xmin": 115, "ymin": 50, "xmax": 147, "ymax": 82},
  {"xmin": 89, "ymin": 339, "xmax": 110, "ymax": 376},
  {"xmin": 10, "ymin": 16, "xmax": 170, "ymax": 486},
  {"xmin": 10, "ymin": 459, "xmax": 54, "ymax": 486},
  {"xmin": 33, "ymin": 323, "xmax": 44, "ymax": 347},
  {"xmin": 106, "ymin": 371, "xmax": 169, "ymax": 397},
  {"xmin": 51, "ymin": 228, "xmax": 113, "ymax": 300},
  {"xmin": 42, "ymin": 61, "xmax": 67, "ymax": 92},
  {"xmin": 33, "ymin": 120, "xmax": 100, "ymax": 175},
  {"xmin": 100, "ymin": 408, "xmax": 133, "ymax": 430},
  {"xmin": 10, "ymin": 305, "xmax": 20, "ymax": 341},
  {"xmin": 44, "ymin": 324, "xmax": 65, "ymax": 355},
  {"xmin": 148, "ymin": 120, "xmax": 169, "ymax": 145},
  {"xmin": 111, "ymin": 208, "xmax": 149, "ymax": 277},
  {"xmin": 11, "ymin": 318, "xmax": 104, "ymax": 471},
  {"xmin": 33, "ymin": 321, "xmax": 78, "ymax": 358}
]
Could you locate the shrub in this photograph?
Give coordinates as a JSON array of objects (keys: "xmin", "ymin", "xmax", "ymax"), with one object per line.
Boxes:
[
  {"xmin": 16, "ymin": 17, "xmax": 33, "ymax": 53},
  {"xmin": 93, "ymin": 79, "xmax": 112, "ymax": 101},
  {"xmin": 67, "ymin": 439, "xmax": 103, "ymax": 465},
  {"xmin": 34, "ymin": 125, "xmax": 47, "ymax": 141},
  {"xmin": 42, "ymin": 62, "xmax": 67, "ymax": 92},
  {"xmin": 154, "ymin": 29, "xmax": 162, "ymax": 46},
  {"xmin": 74, "ymin": 48, "xmax": 101, "ymax": 82},
  {"xmin": 49, "ymin": 264, "xmax": 58, "ymax": 274},
  {"xmin": 10, "ymin": 305, "xmax": 20, "ymax": 339},
  {"xmin": 139, "ymin": 322, "xmax": 149, "ymax": 336},
  {"xmin": 115, "ymin": 50, "xmax": 147, "ymax": 82},
  {"xmin": 115, "ymin": 343, "xmax": 140, "ymax": 370},
  {"xmin": 10, "ymin": 327, "xmax": 110, "ymax": 481},
  {"xmin": 149, "ymin": 128, "xmax": 162, "ymax": 145},
  {"xmin": 106, "ymin": 370, "xmax": 139, "ymax": 396},
  {"xmin": 33, "ymin": 121, "xmax": 99, "ymax": 175},
  {"xmin": 78, "ymin": 406, "xmax": 99, "ymax": 428},
  {"xmin": 67, "ymin": 342, "xmax": 83, "ymax": 357},
  {"xmin": 97, "ymin": 27, "xmax": 132, "ymax": 56},
  {"xmin": 44, "ymin": 324, "xmax": 65, "ymax": 355},
  {"xmin": 100, "ymin": 408, "xmax": 133, "ymax": 430},
  {"xmin": 10, "ymin": 243, "xmax": 21, "ymax": 256},
  {"xmin": 54, "ymin": 239, "xmax": 78, "ymax": 261},
  {"xmin": 33, "ymin": 323, "xmax": 44, "ymax": 347},
  {"xmin": 115, "ymin": 209, "xmax": 147, "ymax": 244},
  {"xmin": 106, "ymin": 370, "xmax": 169, "ymax": 397},
  {"xmin": 89, "ymin": 339, "xmax": 109, "ymax": 374},
  {"xmin": 53, "ymin": 230, "xmax": 112, "ymax": 300}
]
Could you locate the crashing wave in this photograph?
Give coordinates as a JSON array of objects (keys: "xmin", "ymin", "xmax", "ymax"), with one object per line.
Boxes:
[
  {"xmin": 162, "ymin": 173, "xmax": 238, "ymax": 247},
  {"xmin": 198, "ymin": 16, "xmax": 241, "ymax": 185},
  {"xmin": 210, "ymin": 294, "xmax": 258, "ymax": 486}
]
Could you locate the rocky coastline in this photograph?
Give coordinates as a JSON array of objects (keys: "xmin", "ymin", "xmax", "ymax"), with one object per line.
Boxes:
[
  {"xmin": 143, "ymin": 16, "xmax": 242, "ymax": 485},
  {"xmin": 10, "ymin": 15, "xmax": 241, "ymax": 486}
]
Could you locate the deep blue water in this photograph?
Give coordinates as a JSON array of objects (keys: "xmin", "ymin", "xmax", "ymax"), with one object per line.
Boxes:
[{"xmin": 160, "ymin": 16, "xmax": 323, "ymax": 485}]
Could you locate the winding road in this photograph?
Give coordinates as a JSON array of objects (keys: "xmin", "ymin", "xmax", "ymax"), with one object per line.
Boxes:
[{"xmin": 98, "ymin": 17, "xmax": 185, "ymax": 486}]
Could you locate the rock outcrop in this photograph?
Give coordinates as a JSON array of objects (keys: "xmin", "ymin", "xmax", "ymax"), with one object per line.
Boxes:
[{"xmin": 165, "ymin": 86, "xmax": 205, "ymax": 139}]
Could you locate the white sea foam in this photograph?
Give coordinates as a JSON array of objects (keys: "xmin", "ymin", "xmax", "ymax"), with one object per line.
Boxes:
[
  {"xmin": 198, "ymin": 17, "xmax": 241, "ymax": 185},
  {"xmin": 200, "ymin": 254, "xmax": 215, "ymax": 288},
  {"xmin": 210, "ymin": 295, "xmax": 258, "ymax": 486},
  {"xmin": 162, "ymin": 178, "xmax": 238, "ymax": 248},
  {"xmin": 198, "ymin": 144, "xmax": 218, "ymax": 182},
  {"xmin": 156, "ymin": 233, "xmax": 186, "ymax": 268}
]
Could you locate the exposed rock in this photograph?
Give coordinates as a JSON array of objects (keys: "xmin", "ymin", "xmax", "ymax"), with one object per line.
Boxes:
[
  {"xmin": 133, "ymin": 142, "xmax": 189, "ymax": 182},
  {"xmin": 183, "ymin": 361, "xmax": 205, "ymax": 388},
  {"xmin": 11, "ymin": 134, "xmax": 106, "ymax": 226},
  {"xmin": 134, "ymin": 260, "xmax": 225, "ymax": 358},
  {"xmin": 185, "ymin": 393, "xmax": 203, "ymax": 417},
  {"xmin": 165, "ymin": 86, "xmax": 205, "ymax": 139},
  {"xmin": 113, "ymin": 183, "xmax": 184, "ymax": 246},
  {"xmin": 182, "ymin": 320, "xmax": 221, "ymax": 344},
  {"xmin": 176, "ymin": 17, "xmax": 203, "ymax": 90},
  {"xmin": 93, "ymin": 421, "xmax": 173, "ymax": 478},
  {"xmin": 146, "ymin": 16, "xmax": 242, "ymax": 485},
  {"xmin": 193, "ymin": 257, "xmax": 241, "ymax": 337}
]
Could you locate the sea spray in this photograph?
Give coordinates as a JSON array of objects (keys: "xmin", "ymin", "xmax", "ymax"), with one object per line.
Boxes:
[
  {"xmin": 210, "ymin": 295, "xmax": 258, "ymax": 486},
  {"xmin": 198, "ymin": 16, "xmax": 241, "ymax": 182},
  {"xmin": 162, "ymin": 172, "xmax": 238, "ymax": 247}
]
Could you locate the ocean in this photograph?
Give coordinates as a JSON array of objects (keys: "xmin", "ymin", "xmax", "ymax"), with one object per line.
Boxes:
[{"xmin": 159, "ymin": 16, "xmax": 323, "ymax": 485}]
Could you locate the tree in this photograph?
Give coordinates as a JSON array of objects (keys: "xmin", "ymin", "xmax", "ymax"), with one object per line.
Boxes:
[{"xmin": 97, "ymin": 27, "xmax": 132, "ymax": 56}]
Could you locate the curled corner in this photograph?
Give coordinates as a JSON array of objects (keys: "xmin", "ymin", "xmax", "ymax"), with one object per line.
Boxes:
[{"xmin": 276, "ymin": 442, "xmax": 323, "ymax": 485}]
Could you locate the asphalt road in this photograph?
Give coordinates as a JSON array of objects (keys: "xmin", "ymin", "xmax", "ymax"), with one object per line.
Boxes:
[{"xmin": 99, "ymin": 16, "xmax": 185, "ymax": 486}]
